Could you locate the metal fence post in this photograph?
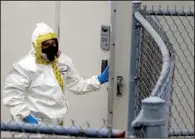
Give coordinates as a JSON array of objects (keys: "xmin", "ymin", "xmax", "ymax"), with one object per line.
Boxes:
[
  {"xmin": 132, "ymin": 96, "xmax": 168, "ymax": 138},
  {"xmin": 143, "ymin": 97, "xmax": 167, "ymax": 138},
  {"xmin": 127, "ymin": 0, "xmax": 141, "ymax": 137}
]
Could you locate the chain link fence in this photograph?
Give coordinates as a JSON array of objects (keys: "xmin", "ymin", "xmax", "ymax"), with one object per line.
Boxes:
[{"xmin": 134, "ymin": 5, "xmax": 194, "ymax": 138}]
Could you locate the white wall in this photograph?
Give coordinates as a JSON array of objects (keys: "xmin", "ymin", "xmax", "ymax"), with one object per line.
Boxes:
[
  {"xmin": 59, "ymin": 1, "xmax": 111, "ymax": 127},
  {"xmin": 110, "ymin": 1, "xmax": 132, "ymax": 131}
]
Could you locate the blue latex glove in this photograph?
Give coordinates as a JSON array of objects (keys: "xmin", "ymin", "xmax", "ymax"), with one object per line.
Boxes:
[
  {"xmin": 23, "ymin": 115, "xmax": 38, "ymax": 124},
  {"xmin": 98, "ymin": 66, "xmax": 109, "ymax": 84}
]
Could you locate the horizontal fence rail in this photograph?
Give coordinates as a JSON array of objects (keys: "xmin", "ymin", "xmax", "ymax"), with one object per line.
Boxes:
[
  {"xmin": 169, "ymin": 130, "xmax": 195, "ymax": 137},
  {"xmin": 1, "ymin": 121, "xmax": 125, "ymax": 138},
  {"xmin": 146, "ymin": 9, "xmax": 194, "ymax": 16}
]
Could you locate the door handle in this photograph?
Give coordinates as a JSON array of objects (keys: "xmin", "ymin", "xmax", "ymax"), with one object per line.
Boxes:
[
  {"xmin": 101, "ymin": 59, "xmax": 108, "ymax": 73},
  {"xmin": 117, "ymin": 76, "xmax": 123, "ymax": 97}
]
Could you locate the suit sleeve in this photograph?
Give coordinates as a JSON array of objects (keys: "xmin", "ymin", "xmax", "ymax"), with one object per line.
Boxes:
[
  {"xmin": 64, "ymin": 59, "xmax": 101, "ymax": 95},
  {"xmin": 2, "ymin": 63, "xmax": 31, "ymax": 119}
]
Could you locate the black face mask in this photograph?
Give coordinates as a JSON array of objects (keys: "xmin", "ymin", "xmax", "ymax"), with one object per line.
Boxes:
[{"xmin": 42, "ymin": 45, "xmax": 58, "ymax": 61}]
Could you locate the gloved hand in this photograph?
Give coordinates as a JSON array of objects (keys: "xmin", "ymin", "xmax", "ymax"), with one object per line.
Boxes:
[
  {"xmin": 23, "ymin": 115, "xmax": 38, "ymax": 124},
  {"xmin": 97, "ymin": 66, "xmax": 109, "ymax": 84}
]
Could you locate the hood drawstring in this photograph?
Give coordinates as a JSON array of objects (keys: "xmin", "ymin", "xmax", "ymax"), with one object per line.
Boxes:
[{"xmin": 32, "ymin": 31, "xmax": 64, "ymax": 92}]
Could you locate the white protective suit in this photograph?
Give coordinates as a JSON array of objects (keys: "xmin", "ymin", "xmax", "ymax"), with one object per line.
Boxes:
[{"xmin": 2, "ymin": 22, "xmax": 101, "ymax": 137}]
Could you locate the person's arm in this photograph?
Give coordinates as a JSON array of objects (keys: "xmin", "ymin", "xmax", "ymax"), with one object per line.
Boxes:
[
  {"xmin": 65, "ymin": 58, "xmax": 109, "ymax": 95},
  {"xmin": 2, "ymin": 63, "xmax": 38, "ymax": 124}
]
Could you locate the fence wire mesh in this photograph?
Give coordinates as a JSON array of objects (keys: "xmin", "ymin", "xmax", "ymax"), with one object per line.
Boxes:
[{"xmin": 134, "ymin": 5, "xmax": 194, "ymax": 138}]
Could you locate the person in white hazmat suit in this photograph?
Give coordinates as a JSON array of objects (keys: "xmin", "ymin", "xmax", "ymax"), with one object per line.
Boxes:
[{"xmin": 2, "ymin": 22, "xmax": 109, "ymax": 138}]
